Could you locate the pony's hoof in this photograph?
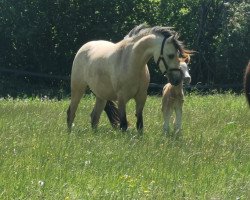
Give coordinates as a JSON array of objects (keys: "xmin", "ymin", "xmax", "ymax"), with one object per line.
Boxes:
[
  {"xmin": 67, "ymin": 123, "xmax": 74, "ymax": 133},
  {"xmin": 120, "ymin": 122, "xmax": 128, "ymax": 132},
  {"xmin": 67, "ymin": 129, "xmax": 72, "ymax": 134},
  {"xmin": 138, "ymin": 129, "xmax": 144, "ymax": 136}
]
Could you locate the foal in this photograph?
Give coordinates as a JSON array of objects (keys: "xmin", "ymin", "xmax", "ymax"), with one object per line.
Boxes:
[
  {"xmin": 244, "ymin": 61, "xmax": 250, "ymax": 107},
  {"xmin": 162, "ymin": 57, "xmax": 191, "ymax": 135}
]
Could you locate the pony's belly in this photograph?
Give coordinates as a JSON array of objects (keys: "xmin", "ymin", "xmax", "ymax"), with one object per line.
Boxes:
[
  {"xmin": 90, "ymin": 84, "xmax": 117, "ymax": 100},
  {"xmin": 85, "ymin": 69, "xmax": 118, "ymax": 100}
]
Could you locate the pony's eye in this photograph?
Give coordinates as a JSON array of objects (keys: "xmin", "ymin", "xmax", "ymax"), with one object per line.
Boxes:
[{"xmin": 168, "ymin": 54, "xmax": 175, "ymax": 59}]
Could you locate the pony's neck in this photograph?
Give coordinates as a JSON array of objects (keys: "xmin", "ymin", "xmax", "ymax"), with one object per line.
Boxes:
[{"xmin": 132, "ymin": 34, "xmax": 161, "ymax": 67}]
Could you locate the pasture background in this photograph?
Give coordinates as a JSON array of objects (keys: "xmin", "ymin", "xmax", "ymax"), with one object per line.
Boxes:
[
  {"xmin": 0, "ymin": 93, "xmax": 249, "ymax": 199},
  {"xmin": 1, "ymin": 0, "xmax": 249, "ymax": 97}
]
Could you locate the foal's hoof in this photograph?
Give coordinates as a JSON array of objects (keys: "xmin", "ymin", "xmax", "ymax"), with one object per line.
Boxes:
[
  {"xmin": 174, "ymin": 129, "xmax": 182, "ymax": 138},
  {"xmin": 163, "ymin": 128, "xmax": 170, "ymax": 137},
  {"xmin": 163, "ymin": 132, "xmax": 170, "ymax": 137}
]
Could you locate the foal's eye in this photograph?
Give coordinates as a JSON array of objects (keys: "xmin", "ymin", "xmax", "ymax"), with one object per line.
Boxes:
[{"xmin": 168, "ymin": 54, "xmax": 175, "ymax": 59}]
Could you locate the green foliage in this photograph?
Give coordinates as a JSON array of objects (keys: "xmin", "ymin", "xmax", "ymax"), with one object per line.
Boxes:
[
  {"xmin": 0, "ymin": 0, "xmax": 249, "ymax": 94},
  {"xmin": 215, "ymin": 1, "xmax": 250, "ymax": 84},
  {"xmin": 0, "ymin": 94, "xmax": 249, "ymax": 199}
]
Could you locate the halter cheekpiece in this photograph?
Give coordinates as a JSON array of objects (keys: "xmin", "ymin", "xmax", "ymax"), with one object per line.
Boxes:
[{"xmin": 156, "ymin": 36, "xmax": 181, "ymax": 76}]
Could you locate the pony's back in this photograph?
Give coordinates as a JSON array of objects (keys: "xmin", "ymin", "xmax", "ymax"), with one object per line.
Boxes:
[{"xmin": 244, "ymin": 61, "xmax": 250, "ymax": 107}]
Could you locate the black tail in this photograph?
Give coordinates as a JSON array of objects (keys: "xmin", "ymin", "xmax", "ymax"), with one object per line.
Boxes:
[
  {"xmin": 244, "ymin": 62, "xmax": 250, "ymax": 107},
  {"xmin": 104, "ymin": 101, "xmax": 120, "ymax": 128}
]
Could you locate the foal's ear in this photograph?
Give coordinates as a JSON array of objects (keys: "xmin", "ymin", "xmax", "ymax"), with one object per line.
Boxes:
[{"xmin": 182, "ymin": 55, "xmax": 190, "ymax": 64}]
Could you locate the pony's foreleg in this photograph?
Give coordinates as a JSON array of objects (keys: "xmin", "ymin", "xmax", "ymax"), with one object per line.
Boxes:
[
  {"xmin": 135, "ymin": 93, "xmax": 147, "ymax": 132},
  {"xmin": 67, "ymin": 85, "xmax": 86, "ymax": 131},
  {"xmin": 118, "ymin": 99, "xmax": 128, "ymax": 131},
  {"xmin": 90, "ymin": 97, "xmax": 106, "ymax": 129}
]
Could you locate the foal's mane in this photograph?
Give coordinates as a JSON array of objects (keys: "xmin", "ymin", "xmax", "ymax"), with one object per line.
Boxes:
[{"xmin": 124, "ymin": 23, "xmax": 192, "ymax": 57}]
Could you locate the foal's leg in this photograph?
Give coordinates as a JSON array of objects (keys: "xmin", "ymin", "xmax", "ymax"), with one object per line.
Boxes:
[
  {"xmin": 90, "ymin": 97, "xmax": 106, "ymax": 129},
  {"xmin": 117, "ymin": 98, "xmax": 128, "ymax": 131},
  {"xmin": 163, "ymin": 107, "xmax": 173, "ymax": 135},
  {"xmin": 174, "ymin": 101, "xmax": 183, "ymax": 134},
  {"xmin": 135, "ymin": 93, "xmax": 147, "ymax": 131},
  {"xmin": 67, "ymin": 84, "xmax": 87, "ymax": 131}
]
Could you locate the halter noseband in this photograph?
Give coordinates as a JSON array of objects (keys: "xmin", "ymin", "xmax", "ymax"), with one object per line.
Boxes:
[{"xmin": 156, "ymin": 36, "xmax": 181, "ymax": 76}]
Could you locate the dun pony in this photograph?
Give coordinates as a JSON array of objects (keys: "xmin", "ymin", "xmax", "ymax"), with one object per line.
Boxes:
[{"xmin": 67, "ymin": 24, "xmax": 192, "ymax": 132}]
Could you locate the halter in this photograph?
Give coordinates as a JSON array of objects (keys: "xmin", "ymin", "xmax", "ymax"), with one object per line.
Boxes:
[{"xmin": 156, "ymin": 36, "xmax": 181, "ymax": 76}]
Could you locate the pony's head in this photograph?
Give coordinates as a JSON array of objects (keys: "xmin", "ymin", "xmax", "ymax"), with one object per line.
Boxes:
[
  {"xmin": 150, "ymin": 27, "xmax": 193, "ymax": 85},
  {"xmin": 124, "ymin": 24, "xmax": 193, "ymax": 86}
]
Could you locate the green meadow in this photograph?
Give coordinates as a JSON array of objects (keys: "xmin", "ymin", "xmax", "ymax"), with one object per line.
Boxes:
[{"xmin": 0, "ymin": 93, "xmax": 249, "ymax": 199}]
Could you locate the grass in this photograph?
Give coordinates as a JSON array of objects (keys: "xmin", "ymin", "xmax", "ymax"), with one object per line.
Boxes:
[{"xmin": 0, "ymin": 93, "xmax": 249, "ymax": 199}]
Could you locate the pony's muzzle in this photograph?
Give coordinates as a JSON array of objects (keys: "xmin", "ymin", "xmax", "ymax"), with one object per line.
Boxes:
[
  {"xmin": 171, "ymin": 78, "xmax": 182, "ymax": 86},
  {"xmin": 183, "ymin": 76, "xmax": 191, "ymax": 84},
  {"xmin": 167, "ymin": 70, "xmax": 183, "ymax": 86}
]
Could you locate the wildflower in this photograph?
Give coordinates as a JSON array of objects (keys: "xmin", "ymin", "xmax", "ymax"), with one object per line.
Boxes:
[
  {"xmin": 38, "ymin": 180, "xmax": 45, "ymax": 187},
  {"xmin": 85, "ymin": 160, "xmax": 91, "ymax": 166}
]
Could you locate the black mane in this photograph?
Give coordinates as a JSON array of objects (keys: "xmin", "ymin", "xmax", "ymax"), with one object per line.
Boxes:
[
  {"xmin": 124, "ymin": 24, "xmax": 188, "ymax": 56},
  {"xmin": 124, "ymin": 23, "xmax": 175, "ymax": 39}
]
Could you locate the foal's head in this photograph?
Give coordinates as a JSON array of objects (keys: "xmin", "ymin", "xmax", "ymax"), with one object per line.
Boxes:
[
  {"xmin": 180, "ymin": 56, "xmax": 191, "ymax": 84},
  {"xmin": 165, "ymin": 55, "xmax": 191, "ymax": 86}
]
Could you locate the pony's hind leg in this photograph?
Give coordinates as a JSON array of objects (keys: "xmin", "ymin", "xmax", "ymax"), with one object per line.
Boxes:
[
  {"xmin": 90, "ymin": 97, "xmax": 106, "ymax": 129},
  {"xmin": 67, "ymin": 84, "xmax": 87, "ymax": 131}
]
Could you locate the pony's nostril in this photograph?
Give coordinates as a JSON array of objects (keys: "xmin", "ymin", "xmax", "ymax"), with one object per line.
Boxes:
[{"xmin": 184, "ymin": 77, "xmax": 191, "ymax": 84}]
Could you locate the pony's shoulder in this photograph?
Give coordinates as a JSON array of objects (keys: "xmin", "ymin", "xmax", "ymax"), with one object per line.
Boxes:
[{"xmin": 78, "ymin": 40, "xmax": 115, "ymax": 52}]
